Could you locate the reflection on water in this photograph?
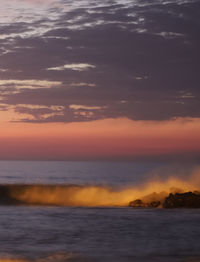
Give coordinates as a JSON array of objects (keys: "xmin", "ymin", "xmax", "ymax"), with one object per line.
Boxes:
[
  {"xmin": 0, "ymin": 206, "xmax": 200, "ymax": 262},
  {"xmin": 0, "ymin": 253, "xmax": 84, "ymax": 262}
]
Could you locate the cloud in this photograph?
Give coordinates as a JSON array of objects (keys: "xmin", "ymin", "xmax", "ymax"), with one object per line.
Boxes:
[
  {"xmin": 0, "ymin": 0, "xmax": 200, "ymax": 123},
  {"xmin": 46, "ymin": 63, "xmax": 96, "ymax": 71},
  {"xmin": 0, "ymin": 80, "xmax": 62, "ymax": 90}
]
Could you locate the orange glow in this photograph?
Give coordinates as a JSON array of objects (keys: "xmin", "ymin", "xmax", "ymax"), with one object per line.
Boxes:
[
  {"xmin": 5, "ymin": 167, "xmax": 200, "ymax": 207},
  {"xmin": 0, "ymin": 253, "xmax": 78, "ymax": 262},
  {"xmin": 0, "ymin": 259, "xmax": 27, "ymax": 262},
  {"xmin": 0, "ymin": 117, "xmax": 200, "ymax": 159}
]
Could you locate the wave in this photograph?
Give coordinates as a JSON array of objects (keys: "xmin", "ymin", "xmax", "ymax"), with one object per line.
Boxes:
[{"xmin": 0, "ymin": 168, "xmax": 200, "ymax": 207}]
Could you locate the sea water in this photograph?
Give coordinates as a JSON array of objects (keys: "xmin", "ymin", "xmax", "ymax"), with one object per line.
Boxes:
[{"xmin": 0, "ymin": 160, "xmax": 199, "ymax": 262}]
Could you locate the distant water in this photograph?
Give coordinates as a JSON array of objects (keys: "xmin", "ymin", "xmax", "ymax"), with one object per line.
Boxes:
[
  {"xmin": 0, "ymin": 160, "xmax": 200, "ymax": 262},
  {"xmin": 0, "ymin": 160, "xmax": 166, "ymax": 185}
]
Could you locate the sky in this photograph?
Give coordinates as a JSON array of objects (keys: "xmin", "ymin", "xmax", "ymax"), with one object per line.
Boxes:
[{"xmin": 0, "ymin": 0, "xmax": 200, "ymax": 160}]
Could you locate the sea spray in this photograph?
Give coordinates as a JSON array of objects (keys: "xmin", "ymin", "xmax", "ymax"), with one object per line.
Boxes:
[{"xmin": 0, "ymin": 167, "xmax": 198, "ymax": 207}]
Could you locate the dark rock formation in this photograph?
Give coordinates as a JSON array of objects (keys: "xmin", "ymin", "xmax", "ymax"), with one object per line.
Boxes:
[
  {"xmin": 129, "ymin": 199, "xmax": 160, "ymax": 208},
  {"xmin": 129, "ymin": 199, "xmax": 146, "ymax": 207},
  {"xmin": 148, "ymin": 201, "xmax": 161, "ymax": 208},
  {"xmin": 163, "ymin": 192, "xmax": 200, "ymax": 208}
]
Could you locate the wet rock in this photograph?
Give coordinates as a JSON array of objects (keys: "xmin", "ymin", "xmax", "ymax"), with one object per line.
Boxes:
[
  {"xmin": 129, "ymin": 199, "xmax": 161, "ymax": 208},
  {"xmin": 163, "ymin": 192, "xmax": 200, "ymax": 208},
  {"xmin": 148, "ymin": 201, "xmax": 161, "ymax": 208},
  {"xmin": 129, "ymin": 199, "xmax": 146, "ymax": 207}
]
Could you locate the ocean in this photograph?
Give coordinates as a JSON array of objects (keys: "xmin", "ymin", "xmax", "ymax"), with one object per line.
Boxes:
[{"xmin": 0, "ymin": 160, "xmax": 200, "ymax": 262}]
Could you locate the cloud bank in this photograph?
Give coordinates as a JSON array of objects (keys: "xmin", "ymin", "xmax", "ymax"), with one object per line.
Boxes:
[{"xmin": 0, "ymin": 0, "xmax": 199, "ymax": 123}]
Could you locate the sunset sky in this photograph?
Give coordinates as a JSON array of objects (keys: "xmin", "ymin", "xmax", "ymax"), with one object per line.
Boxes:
[{"xmin": 0, "ymin": 0, "xmax": 200, "ymax": 160}]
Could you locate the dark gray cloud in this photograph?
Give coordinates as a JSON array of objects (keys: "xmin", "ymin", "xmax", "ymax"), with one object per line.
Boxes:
[{"xmin": 0, "ymin": 0, "xmax": 200, "ymax": 122}]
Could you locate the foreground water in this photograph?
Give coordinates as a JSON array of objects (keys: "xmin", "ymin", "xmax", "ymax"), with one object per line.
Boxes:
[{"xmin": 0, "ymin": 161, "xmax": 200, "ymax": 262}]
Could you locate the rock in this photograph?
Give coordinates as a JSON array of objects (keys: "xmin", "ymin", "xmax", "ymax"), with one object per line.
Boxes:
[
  {"xmin": 129, "ymin": 199, "xmax": 161, "ymax": 208},
  {"xmin": 148, "ymin": 201, "xmax": 161, "ymax": 208},
  {"xmin": 163, "ymin": 191, "xmax": 200, "ymax": 208},
  {"xmin": 129, "ymin": 199, "xmax": 146, "ymax": 207}
]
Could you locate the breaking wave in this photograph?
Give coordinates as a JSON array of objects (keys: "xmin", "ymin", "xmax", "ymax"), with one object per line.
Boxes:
[{"xmin": 0, "ymin": 168, "xmax": 200, "ymax": 207}]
